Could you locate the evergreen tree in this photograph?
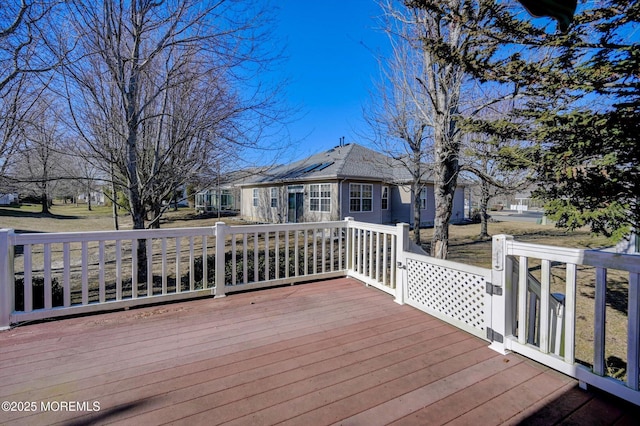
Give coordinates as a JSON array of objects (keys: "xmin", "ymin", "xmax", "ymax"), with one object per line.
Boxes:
[
  {"xmin": 522, "ymin": 1, "xmax": 638, "ymax": 241},
  {"xmin": 466, "ymin": 0, "xmax": 639, "ymax": 243}
]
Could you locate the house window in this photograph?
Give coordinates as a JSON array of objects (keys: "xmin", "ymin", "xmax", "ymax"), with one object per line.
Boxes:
[
  {"xmin": 220, "ymin": 190, "xmax": 233, "ymax": 209},
  {"xmin": 270, "ymin": 187, "xmax": 278, "ymax": 208},
  {"xmin": 420, "ymin": 188, "xmax": 427, "ymax": 210},
  {"xmin": 381, "ymin": 186, "xmax": 389, "ymax": 210},
  {"xmin": 350, "ymin": 183, "xmax": 373, "ymax": 212},
  {"xmin": 309, "ymin": 183, "xmax": 331, "ymax": 212},
  {"xmin": 252, "ymin": 188, "xmax": 258, "ymax": 207}
]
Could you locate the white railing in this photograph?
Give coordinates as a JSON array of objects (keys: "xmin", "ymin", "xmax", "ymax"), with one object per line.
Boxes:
[
  {"xmin": 392, "ymin": 233, "xmax": 639, "ymax": 406},
  {"xmin": 509, "ymin": 257, "xmax": 565, "ymax": 356},
  {"xmin": 217, "ymin": 221, "xmax": 350, "ymax": 293},
  {"xmin": 1, "ymin": 226, "xmax": 220, "ymax": 325},
  {"xmin": 496, "ymin": 235, "xmax": 640, "ymax": 406},
  {"xmin": 1, "ymin": 221, "xmax": 638, "ymax": 405},
  {"xmin": 345, "ymin": 221, "xmax": 405, "ymax": 297},
  {"xmin": 0, "ymin": 218, "xmax": 400, "ymax": 328}
]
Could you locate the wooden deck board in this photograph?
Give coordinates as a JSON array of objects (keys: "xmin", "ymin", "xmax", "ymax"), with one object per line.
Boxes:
[{"xmin": 0, "ymin": 277, "xmax": 637, "ymax": 426}]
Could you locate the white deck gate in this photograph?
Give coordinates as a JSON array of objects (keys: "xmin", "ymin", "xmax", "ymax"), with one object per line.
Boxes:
[{"xmin": 400, "ymin": 252, "xmax": 492, "ymax": 341}]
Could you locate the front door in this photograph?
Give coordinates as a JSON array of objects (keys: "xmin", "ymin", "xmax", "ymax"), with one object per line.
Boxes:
[{"xmin": 288, "ymin": 192, "xmax": 304, "ymax": 223}]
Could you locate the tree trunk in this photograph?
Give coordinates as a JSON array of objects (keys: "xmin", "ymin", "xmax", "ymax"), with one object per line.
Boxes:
[
  {"xmin": 148, "ymin": 202, "xmax": 162, "ymax": 229},
  {"xmin": 411, "ymin": 149, "xmax": 423, "ymax": 246},
  {"xmin": 412, "ymin": 183, "xmax": 422, "ymax": 245},
  {"xmin": 110, "ymin": 165, "xmax": 119, "ymax": 231},
  {"xmin": 40, "ymin": 192, "xmax": 50, "ymax": 215},
  {"xmin": 127, "ymin": 126, "xmax": 147, "ymax": 279},
  {"xmin": 479, "ymin": 180, "xmax": 491, "ymax": 239},
  {"xmin": 173, "ymin": 188, "xmax": 179, "ymax": 212},
  {"xmin": 431, "ymin": 187, "xmax": 452, "ymax": 259},
  {"xmin": 86, "ymin": 181, "xmax": 92, "ymax": 211},
  {"xmin": 430, "ymin": 130, "xmax": 459, "ymax": 259}
]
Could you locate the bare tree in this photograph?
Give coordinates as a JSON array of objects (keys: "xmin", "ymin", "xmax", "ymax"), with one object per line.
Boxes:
[
  {"xmin": 139, "ymin": 61, "xmax": 240, "ymax": 228},
  {"xmin": 380, "ymin": 0, "xmax": 521, "ymax": 259},
  {"xmin": 62, "ymin": 0, "xmax": 285, "ymax": 231},
  {"xmin": 72, "ymin": 158, "xmax": 104, "ymax": 211},
  {"xmin": 461, "ymin": 134, "xmax": 529, "ymax": 239},
  {"xmin": 12, "ymin": 97, "xmax": 66, "ymax": 214},
  {"xmin": 0, "ymin": 75, "xmax": 31, "ymax": 191},
  {"xmin": 0, "ymin": 0, "xmax": 61, "ymax": 93},
  {"xmin": 1, "ymin": 1, "xmax": 63, "ymax": 191},
  {"xmin": 379, "ymin": 1, "xmax": 468, "ymax": 258},
  {"xmin": 365, "ymin": 8, "xmax": 433, "ymax": 245}
]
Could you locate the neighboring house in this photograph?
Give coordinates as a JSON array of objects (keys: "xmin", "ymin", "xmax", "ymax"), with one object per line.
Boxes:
[
  {"xmin": 195, "ymin": 188, "xmax": 240, "ymax": 213},
  {"xmin": 238, "ymin": 143, "xmax": 467, "ymax": 226},
  {"xmin": 0, "ymin": 193, "xmax": 17, "ymax": 205},
  {"xmin": 77, "ymin": 190, "xmax": 106, "ymax": 206},
  {"xmin": 195, "ymin": 168, "xmax": 266, "ymax": 214}
]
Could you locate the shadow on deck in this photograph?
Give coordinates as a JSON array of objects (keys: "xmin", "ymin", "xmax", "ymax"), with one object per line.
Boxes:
[{"xmin": 0, "ymin": 278, "xmax": 637, "ymax": 425}]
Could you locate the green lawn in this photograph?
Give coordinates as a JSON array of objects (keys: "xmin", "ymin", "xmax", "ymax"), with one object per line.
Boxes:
[{"xmin": 0, "ymin": 203, "xmax": 232, "ymax": 233}]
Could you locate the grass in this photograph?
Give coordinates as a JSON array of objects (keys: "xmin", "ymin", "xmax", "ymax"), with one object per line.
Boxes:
[
  {"xmin": 415, "ymin": 220, "xmax": 611, "ymax": 268},
  {"xmin": 1, "ymin": 204, "xmax": 128, "ymax": 233},
  {"xmin": 0, "ymin": 203, "xmax": 245, "ymax": 233},
  {"xmin": 2, "ymin": 204, "xmax": 631, "ymax": 382}
]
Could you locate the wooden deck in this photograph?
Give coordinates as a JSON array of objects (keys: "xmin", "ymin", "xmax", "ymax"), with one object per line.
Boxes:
[{"xmin": 1, "ymin": 277, "xmax": 637, "ymax": 425}]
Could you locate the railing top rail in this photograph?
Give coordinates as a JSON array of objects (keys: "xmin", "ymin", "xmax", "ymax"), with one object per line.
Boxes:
[
  {"xmin": 507, "ymin": 239, "xmax": 640, "ymax": 273},
  {"xmin": 5, "ymin": 218, "xmax": 403, "ymax": 248},
  {"xmin": 346, "ymin": 220, "xmax": 401, "ymax": 234}
]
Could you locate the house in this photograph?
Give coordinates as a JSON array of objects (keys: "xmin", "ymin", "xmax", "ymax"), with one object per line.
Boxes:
[
  {"xmin": 238, "ymin": 143, "xmax": 467, "ymax": 226},
  {"xmin": 77, "ymin": 190, "xmax": 106, "ymax": 206},
  {"xmin": 195, "ymin": 188, "xmax": 239, "ymax": 213},
  {"xmin": 0, "ymin": 193, "xmax": 17, "ymax": 205},
  {"xmin": 194, "ymin": 168, "xmax": 267, "ymax": 214}
]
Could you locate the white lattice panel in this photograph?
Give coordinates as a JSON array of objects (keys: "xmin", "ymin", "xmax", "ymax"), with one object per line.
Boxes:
[{"xmin": 407, "ymin": 258, "xmax": 487, "ymax": 337}]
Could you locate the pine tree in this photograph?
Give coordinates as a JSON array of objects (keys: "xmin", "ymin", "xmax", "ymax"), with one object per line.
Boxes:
[
  {"xmin": 526, "ymin": 1, "xmax": 638, "ymax": 241},
  {"xmin": 471, "ymin": 0, "xmax": 639, "ymax": 242}
]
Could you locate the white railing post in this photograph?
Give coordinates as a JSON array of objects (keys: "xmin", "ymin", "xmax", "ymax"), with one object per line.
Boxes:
[
  {"xmin": 394, "ymin": 223, "xmax": 409, "ymax": 305},
  {"xmin": 344, "ymin": 217, "xmax": 354, "ymax": 273},
  {"xmin": 0, "ymin": 229, "xmax": 15, "ymax": 330},
  {"xmin": 215, "ymin": 222, "xmax": 227, "ymax": 297},
  {"xmin": 488, "ymin": 234, "xmax": 514, "ymax": 354}
]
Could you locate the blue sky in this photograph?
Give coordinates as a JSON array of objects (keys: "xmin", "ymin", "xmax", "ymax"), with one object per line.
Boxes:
[
  {"xmin": 264, "ymin": 1, "xmax": 627, "ymax": 165},
  {"xmin": 270, "ymin": 1, "xmax": 388, "ymax": 162}
]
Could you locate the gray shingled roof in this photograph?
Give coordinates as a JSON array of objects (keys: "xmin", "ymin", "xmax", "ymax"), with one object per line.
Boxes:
[{"xmin": 240, "ymin": 143, "xmax": 433, "ymax": 185}]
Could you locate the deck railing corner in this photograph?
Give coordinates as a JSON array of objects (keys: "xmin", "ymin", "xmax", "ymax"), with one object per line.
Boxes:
[{"xmin": 0, "ymin": 228, "xmax": 15, "ymax": 330}]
